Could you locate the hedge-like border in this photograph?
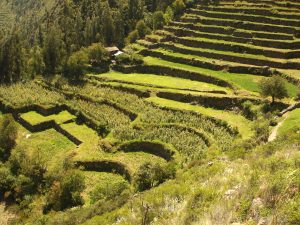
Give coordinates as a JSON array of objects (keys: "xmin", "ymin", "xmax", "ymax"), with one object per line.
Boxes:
[
  {"xmin": 75, "ymin": 160, "xmax": 132, "ymax": 182},
  {"xmin": 118, "ymin": 140, "xmax": 176, "ymax": 161}
]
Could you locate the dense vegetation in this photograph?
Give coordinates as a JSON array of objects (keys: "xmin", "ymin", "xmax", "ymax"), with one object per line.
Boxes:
[{"xmin": 0, "ymin": 0, "xmax": 300, "ymax": 224}]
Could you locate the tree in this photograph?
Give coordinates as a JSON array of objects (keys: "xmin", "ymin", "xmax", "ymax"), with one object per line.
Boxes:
[
  {"xmin": 259, "ymin": 76, "xmax": 288, "ymax": 104},
  {"xmin": 43, "ymin": 26, "xmax": 66, "ymax": 75},
  {"xmin": 66, "ymin": 49, "xmax": 89, "ymax": 80},
  {"xmin": 87, "ymin": 43, "xmax": 110, "ymax": 69},
  {"xmin": 0, "ymin": 33, "xmax": 26, "ymax": 83},
  {"xmin": 153, "ymin": 11, "xmax": 165, "ymax": 30},
  {"xmin": 172, "ymin": 0, "xmax": 186, "ymax": 19}
]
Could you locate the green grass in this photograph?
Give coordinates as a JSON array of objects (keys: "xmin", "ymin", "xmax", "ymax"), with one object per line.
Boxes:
[
  {"xmin": 93, "ymin": 71, "xmax": 229, "ymax": 93},
  {"xmin": 16, "ymin": 128, "xmax": 76, "ymax": 169},
  {"xmin": 278, "ymin": 108, "xmax": 300, "ymax": 136},
  {"xmin": 81, "ymin": 171, "xmax": 129, "ymax": 206},
  {"xmin": 143, "ymin": 56, "xmax": 299, "ymax": 97},
  {"xmin": 20, "ymin": 110, "xmax": 76, "ymax": 125},
  {"xmin": 60, "ymin": 122, "xmax": 99, "ymax": 143},
  {"xmin": 147, "ymin": 96, "xmax": 254, "ymax": 139}
]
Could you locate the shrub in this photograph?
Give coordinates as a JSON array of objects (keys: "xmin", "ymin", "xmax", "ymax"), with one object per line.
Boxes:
[
  {"xmin": 87, "ymin": 43, "xmax": 110, "ymax": 68},
  {"xmin": 66, "ymin": 49, "xmax": 89, "ymax": 80},
  {"xmin": 115, "ymin": 53, "xmax": 144, "ymax": 66},
  {"xmin": 0, "ymin": 163, "xmax": 15, "ymax": 195},
  {"xmin": 164, "ymin": 6, "xmax": 174, "ymax": 24},
  {"xmin": 134, "ymin": 162, "xmax": 176, "ymax": 191},
  {"xmin": 242, "ymin": 101, "xmax": 257, "ymax": 120},
  {"xmin": 60, "ymin": 170, "xmax": 85, "ymax": 209},
  {"xmin": 136, "ymin": 20, "xmax": 151, "ymax": 38},
  {"xmin": 253, "ymin": 119, "xmax": 269, "ymax": 143},
  {"xmin": 0, "ymin": 115, "xmax": 18, "ymax": 161},
  {"xmin": 153, "ymin": 11, "xmax": 165, "ymax": 30},
  {"xmin": 90, "ymin": 179, "xmax": 129, "ymax": 204},
  {"xmin": 172, "ymin": 0, "xmax": 186, "ymax": 19},
  {"xmin": 126, "ymin": 30, "xmax": 140, "ymax": 44}
]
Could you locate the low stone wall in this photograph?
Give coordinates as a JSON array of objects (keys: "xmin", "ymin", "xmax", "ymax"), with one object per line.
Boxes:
[
  {"xmin": 119, "ymin": 140, "xmax": 175, "ymax": 161},
  {"xmin": 75, "ymin": 160, "xmax": 132, "ymax": 182}
]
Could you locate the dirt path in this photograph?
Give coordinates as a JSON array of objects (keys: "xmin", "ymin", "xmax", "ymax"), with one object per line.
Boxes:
[{"xmin": 268, "ymin": 112, "xmax": 289, "ymax": 142}]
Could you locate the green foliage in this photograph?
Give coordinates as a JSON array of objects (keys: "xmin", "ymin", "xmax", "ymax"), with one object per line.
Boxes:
[
  {"xmin": 0, "ymin": 114, "xmax": 18, "ymax": 161},
  {"xmin": 259, "ymin": 76, "xmax": 288, "ymax": 103},
  {"xmin": 134, "ymin": 162, "xmax": 176, "ymax": 191},
  {"xmin": 153, "ymin": 11, "xmax": 165, "ymax": 30},
  {"xmin": 0, "ymin": 32, "xmax": 26, "ymax": 83},
  {"xmin": 87, "ymin": 43, "xmax": 110, "ymax": 67},
  {"xmin": 172, "ymin": 0, "xmax": 186, "ymax": 18},
  {"xmin": 90, "ymin": 179, "xmax": 129, "ymax": 204},
  {"xmin": 242, "ymin": 101, "xmax": 257, "ymax": 120},
  {"xmin": 66, "ymin": 49, "xmax": 89, "ymax": 80},
  {"xmin": 43, "ymin": 26, "xmax": 66, "ymax": 75},
  {"xmin": 116, "ymin": 53, "xmax": 144, "ymax": 66},
  {"xmin": 60, "ymin": 170, "xmax": 85, "ymax": 209},
  {"xmin": 164, "ymin": 6, "xmax": 174, "ymax": 24},
  {"xmin": 126, "ymin": 30, "xmax": 140, "ymax": 44},
  {"xmin": 136, "ymin": 20, "xmax": 151, "ymax": 38}
]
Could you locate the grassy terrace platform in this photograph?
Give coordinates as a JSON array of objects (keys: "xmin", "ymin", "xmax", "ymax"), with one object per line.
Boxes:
[
  {"xmin": 92, "ymin": 71, "xmax": 230, "ymax": 94},
  {"xmin": 169, "ymin": 22, "xmax": 295, "ymax": 40},
  {"xmin": 154, "ymin": 43, "xmax": 298, "ymax": 70},
  {"xmin": 165, "ymin": 26, "xmax": 300, "ymax": 49},
  {"xmin": 143, "ymin": 56, "xmax": 298, "ymax": 97},
  {"xmin": 189, "ymin": 9, "xmax": 300, "ymax": 27},
  {"xmin": 278, "ymin": 108, "xmax": 300, "ymax": 136},
  {"xmin": 147, "ymin": 97, "xmax": 254, "ymax": 140},
  {"xmin": 181, "ymin": 15, "xmax": 298, "ymax": 34},
  {"xmin": 20, "ymin": 110, "xmax": 75, "ymax": 125}
]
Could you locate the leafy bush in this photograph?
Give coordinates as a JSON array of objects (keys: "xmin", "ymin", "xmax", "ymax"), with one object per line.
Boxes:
[
  {"xmin": 126, "ymin": 30, "xmax": 140, "ymax": 44},
  {"xmin": 136, "ymin": 20, "xmax": 151, "ymax": 38},
  {"xmin": 172, "ymin": 0, "xmax": 186, "ymax": 18},
  {"xmin": 153, "ymin": 11, "xmax": 165, "ymax": 30},
  {"xmin": 134, "ymin": 162, "xmax": 176, "ymax": 191},
  {"xmin": 90, "ymin": 179, "xmax": 129, "ymax": 203},
  {"xmin": 242, "ymin": 101, "xmax": 257, "ymax": 120},
  {"xmin": 0, "ymin": 114, "xmax": 18, "ymax": 161},
  {"xmin": 66, "ymin": 50, "xmax": 89, "ymax": 80},
  {"xmin": 115, "ymin": 53, "xmax": 144, "ymax": 66}
]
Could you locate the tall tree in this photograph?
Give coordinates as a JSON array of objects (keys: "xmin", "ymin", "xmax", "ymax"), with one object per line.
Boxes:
[
  {"xmin": 43, "ymin": 26, "xmax": 66, "ymax": 75},
  {"xmin": 0, "ymin": 33, "xmax": 26, "ymax": 83}
]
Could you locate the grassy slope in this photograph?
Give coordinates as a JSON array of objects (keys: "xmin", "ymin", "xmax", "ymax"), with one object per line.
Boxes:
[
  {"xmin": 147, "ymin": 96, "xmax": 254, "ymax": 139},
  {"xmin": 93, "ymin": 71, "xmax": 229, "ymax": 93},
  {"xmin": 278, "ymin": 108, "xmax": 300, "ymax": 136},
  {"xmin": 20, "ymin": 110, "xmax": 76, "ymax": 125},
  {"xmin": 144, "ymin": 56, "xmax": 298, "ymax": 97}
]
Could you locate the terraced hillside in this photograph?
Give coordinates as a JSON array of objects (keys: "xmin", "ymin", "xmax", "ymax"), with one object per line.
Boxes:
[
  {"xmin": 1, "ymin": 0, "xmax": 300, "ymax": 224},
  {"xmin": 126, "ymin": 0, "xmax": 300, "ymax": 86}
]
